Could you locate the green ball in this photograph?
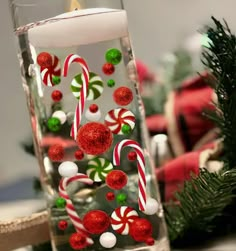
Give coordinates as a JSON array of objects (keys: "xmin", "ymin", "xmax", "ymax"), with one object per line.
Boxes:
[
  {"xmin": 107, "ymin": 79, "xmax": 116, "ymax": 88},
  {"xmin": 47, "ymin": 117, "xmax": 61, "ymax": 132},
  {"xmin": 56, "ymin": 197, "xmax": 66, "ymax": 208},
  {"xmin": 105, "ymin": 48, "xmax": 122, "ymax": 65},
  {"xmin": 116, "ymin": 193, "xmax": 127, "ymax": 204},
  {"xmin": 52, "ymin": 75, "xmax": 61, "ymax": 85},
  {"xmin": 121, "ymin": 124, "xmax": 132, "ymax": 134}
]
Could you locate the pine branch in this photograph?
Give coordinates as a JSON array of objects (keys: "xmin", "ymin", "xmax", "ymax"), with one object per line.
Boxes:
[
  {"xmin": 166, "ymin": 169, "xmax": 236, "ymax": 242},
  {"xmin": 202, "ymin": 17, "xmax": 236, "ymax": 168}
]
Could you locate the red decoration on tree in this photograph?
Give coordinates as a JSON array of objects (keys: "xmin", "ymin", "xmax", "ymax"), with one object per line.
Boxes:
[
  {"xmin": 106, "ymin": 192, "xmax": 115, "ymax": 201},
  {"xmin": 74, "ymin": 149, "xmax": 84, "ymax": 160},
  {"xmin": 89, "ymin": 104, "xmax": 99, "ymax": 113},
  {"xmin": 113, "ymin": 86, "xmax": 133, "ymax": 106},
  {"xmin": 146, "ymin": 237, "xmax": 155, "ymax": 246},
  {"xmin": 58, "ymin": 220, "xmax": 68, "ymax": 230},
  {"xmin": 128, "ymin": 151, "xmax": 137, "ymax": 161},
  {"xmin": 76, "ymin": 122, "xmax": 113, "ymax": 155},
  {"xmin": 69, "ymin": 233, "xmax": 88, "ymax": 250},
  {"xmin": 37, "ymin": 52, "xmax": 53, "ymax": 68},
  {"xmin": 129, "ymin": 218, "xmax": 153, "ymax": 242},
  {"xmin": 51, "ymin": 90, "xmax": 63, "ymax": 102},
  {"xmin": 102, "ymin": 63, "xmax": 115, "ymax": 75},
  {"xmin": 48, "ymin": 144, "xmax": 64, "ymax": 161},
  {"xmin": 82, "ymin": 210, "xmax": 110, "ymax": 234},
  {"xmin": 106, "ymin": 170, "xmax": 128, "ymax": 190}
]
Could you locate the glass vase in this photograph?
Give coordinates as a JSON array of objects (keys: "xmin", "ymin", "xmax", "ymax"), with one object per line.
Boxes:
[{"xmin": 9, "ymin": 1, "xmax": 170, "ymax": 250}]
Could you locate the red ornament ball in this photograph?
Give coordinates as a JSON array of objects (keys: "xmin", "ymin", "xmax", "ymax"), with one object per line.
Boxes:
[
  {"xmin": 146, "ymin": 237, "xmax": 155, "ymax": 246},
  {"xmin": 48, "ymin": 144, "xmax": 64, "ymax": 161},
  {"xmin": 113, "ymin": 87, "xmax": 133, "ymax": 106},
  {"xmin": 76, "ymin": 122, "xmax": 113, "ymax": 155},
  {"xmin": 58, "ymin": 220, "xmax": 68, "ymax": 230},
  {"xmin": 128, "ymin": 151, "xmax": 137, "ymax": 161},
  {"xmin": 102, "ymin": 63, "xmax": 115, "ymax": 75},
  {"xmin": 106, "ymin": 170, "xmax": 128, "ymax": 190},
  {"xmin": 83, "ymin": 210, "xmax": 110, "ymax": 234},
  {"xmin": 89, "ymin": 104, "xmax": 99, "ymax": 113},
  {"xmin": 69, "ymin": 232, "xmax": 88, "ymax": 250},
  {"xmin": 129, "ymin": 218, "xmax": 153, "ymax": 242},
  {"xmin": 37, "ymin": 52, "xmax": 53, "ymax": 68},
  {"xmin": 106, "ymin": 192, "xmax": 115, "ymax": 201},
  {"xmin": 51, "ymin": 90, "xmax": 63, "ymax": 102},
  {"xmin": 74, "ymin": 149, "xmax": 84, "ymax": 160}
]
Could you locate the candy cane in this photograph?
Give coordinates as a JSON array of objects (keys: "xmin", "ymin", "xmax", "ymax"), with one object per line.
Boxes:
[
  {"xmin": 113, "ymin": 139, "xmax": 146, "ymax": 211},
  {"xmin": 59, "ymin": 173, "xmax": 94, "ymax": 245},
  {"xmin": 63, "ymin": 54, "xmax": 90, "ymax": 140}
]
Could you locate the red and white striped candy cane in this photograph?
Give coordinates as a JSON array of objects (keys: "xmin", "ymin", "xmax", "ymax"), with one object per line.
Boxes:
[
  {"xmin": 113, "ymin": 139, "xmax": 146, "ymax": 211},
  {"xmin": 63, "ymin": 54, "xmax": 90, "ymax": 140},
  {"xmin": 59, "ymin": 173, "xmax": 94, "ymax": 245}
]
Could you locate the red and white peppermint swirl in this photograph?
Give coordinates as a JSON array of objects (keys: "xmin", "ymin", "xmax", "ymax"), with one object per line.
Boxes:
[
  {"xmin": 40, "ymin": 54, "xmax": 61, "ymax": 86},
  {"xmin": 63, "ymin": 54, "xmax": 90, "ymax": 140},
  {"xmin": 110, "ymin": 206, "xmax": 138, "ymax": 235},
  {"xmin": 104, "ymin": 108, "xmax": 135, "ymax": 135},
  {"xmin": 113, "ymin": 139, "xmax": 146, "ymax": 211},
  {"xmin": 59, "ymin": 173, "xmax": 93, "ymax": 245}
]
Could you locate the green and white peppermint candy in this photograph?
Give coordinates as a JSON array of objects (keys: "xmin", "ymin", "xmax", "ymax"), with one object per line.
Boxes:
[
  {"xmin": 71, "ymin": 72, "xmax": 104, "ymax": 100},
  {"xmin": 87, "ymin": 157, "xmax": 113, "ymax": 182}
]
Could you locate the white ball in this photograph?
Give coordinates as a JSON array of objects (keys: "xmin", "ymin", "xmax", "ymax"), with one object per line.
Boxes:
[
  {"xmin": 99, "ymin": 232, "xmax": 117, "ymax": 249},
  {"xmin": 144, "ymin": 198, "xmax": 159, "ymax": 215},
  {"xmin": 52, "ymin": 110, "xmax": 67, "ymax": 124},
  {"xmin": 58, "ymin": 161, "xmax": 78, "ymax": 177},
  {"xmin": 85, "ymin": 109, "xmax": 101, "ymax": 121}
]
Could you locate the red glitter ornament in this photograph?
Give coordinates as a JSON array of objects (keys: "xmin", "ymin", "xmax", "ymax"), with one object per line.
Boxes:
[
  {"xmin": 76, "ymin": 122, "xmax": 113, "ymax": 155},
  {"xmin": 83, "ymin": 210, "xmax": 110, "ymax": 234},
  {"xmin": 37, "ymin": 52, "xmax": 53, "ymax": 68},
  {"xmin": 74, "ymin": 149, "xmax": 84, "ymax": 160},
  {"xmin": 51, "ymin": 90, "xmax": 63, "ymax": 102},
  {"xmin": 89, "ymin": 104, "xmax": 99, "ymax": 113},
  {"xmin": 146, "ymin": 237, "xmax": 155, "ymax": 246},
  {"xmin": 48, "ymin": 144, "xmax": 64, "ymax": 161},
  {"xmin": 106, "ymin": 170, "xmax": 128, "ymax": 190},
  {"xmin": 106, "ymin": 192, "xmax": 115, "ymax": 201},
  {"xmin": 58, "ymin": 220, "xmax": 68, "ymax": 230},
  {"xmin": 102, "ymin": 63, "xmax": 115, "ymax": 75},
  {"xmin": 69, "ymin": 233, "xmax": 88, "ymax": 250},
  {"xmin": 113, "ymin": 87, "xmax": 133, "ymax": 106},
  {"xmin": 128, "ymin": 151, "xmax": 137, "ymax": 161},
  {"xmin": 129, "ymin": 218, "xmax": 153, "ymax": 242}
]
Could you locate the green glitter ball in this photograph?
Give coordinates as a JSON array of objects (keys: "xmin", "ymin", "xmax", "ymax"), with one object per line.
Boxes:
[
  {"xmin": 105, "ymin": 48, "xmax": 122, "ymax": 65},
  {"xmin": 121, "ymin": 124, "xmax": 132, "ymax": 134},
  {"xmin": 107, "ymin": 79, "xmax": 116, "ymax": 88},
  {"xmin": 47, "ymin": 117, "xmax": 61, "ymax": 132},
  {"xmin": 116, "ymin": 193, "xmax": 127, "ymax": 204},
  {"xmin": 52, "ymin": 75, "xmax": 61, "ymax": 85},
  {"xmin": 56, "ymin": 197, "xmax": 66, "ymax": 208}
]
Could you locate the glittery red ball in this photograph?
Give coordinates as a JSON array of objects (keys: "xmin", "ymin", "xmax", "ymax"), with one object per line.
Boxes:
[
  {"xmin": 74, "ymin": 149, "xmax": 84, "ymax": 160},
  {"xmin": 37, "ymin": 52, "xmax": 53, "ymax": 68},
  {"xmin": 89, "ymin": 104, "xmax": 99, "ymax": 113},
  {"xmin": 106, "ymin": 170, "xmax": 128, "ymax": 190},
  {"xmin": 102, "ymin": 63, "xmax": 115, "ymax": 75},
  {"xmin": 106, "ymin": 192, "xmax": 115, "ymax": 201},
  {"xmin": 128, "ymin": 151, "xmax": 137, "ymax": 161},
  {"xmin": 83, "ymin": 210, "xmax": 110, "ymax": 234},
  {"xmin": 129, "ymin": 218, "xmax": 153, "ymax": 242},
  {"xmin": 48, "ymin": 144, "xmax": 64, "ymax": 161},
  {"xmin": 113, "ymin": 87, "xmax": 133, "ymax": 106},
  {"xmin": 146, "ymin": 237, "xmax": 155, "ymax": 246},
  {"xmin": 69, "ymin": 233, "xmax": 88, "ymax": 250},
  {"xmin": 51, "ymin": 90, "xmax": 63, "ymax": 102},
  {"xmin": 58, "ymin": 220, "xmax": 68, "ymax": 230},
  {"xmin": 76, "ymin": 122, "xmax": 113, "ymax": 155}
]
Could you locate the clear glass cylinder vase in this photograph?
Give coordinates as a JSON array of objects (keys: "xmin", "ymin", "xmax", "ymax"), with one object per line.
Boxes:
[{"xmin": 9, "ymin": 1, "xmax": 170, "ymax": 250}]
